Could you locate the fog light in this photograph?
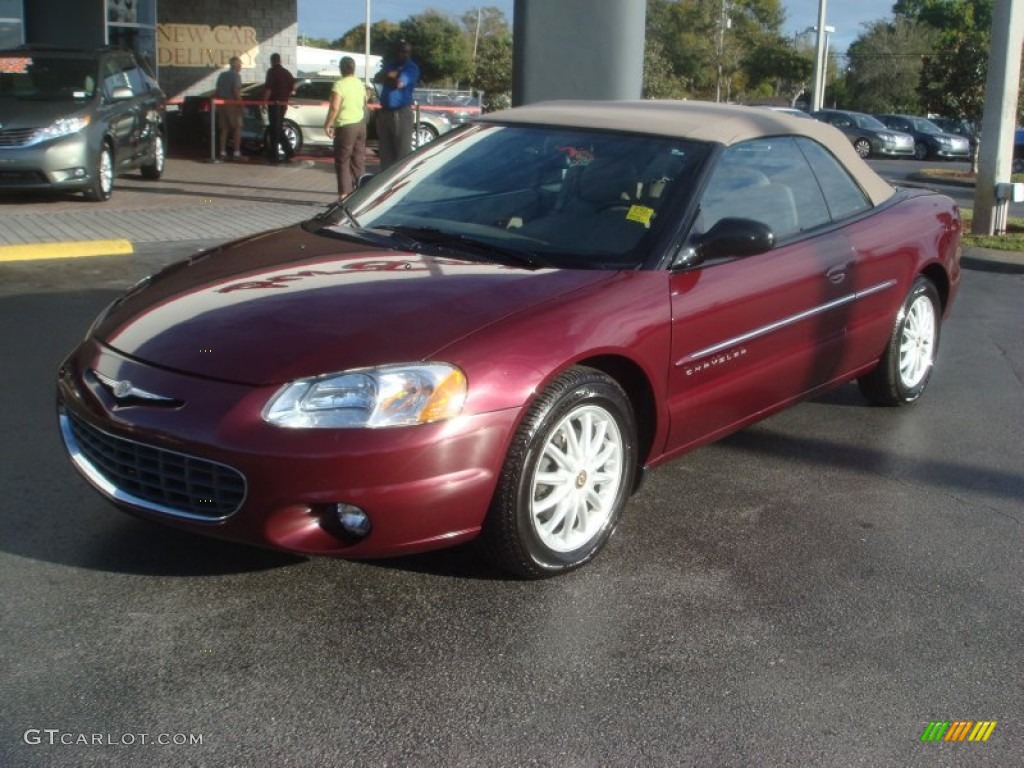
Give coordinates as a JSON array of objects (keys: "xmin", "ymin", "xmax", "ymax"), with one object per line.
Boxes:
[
  {"xmin": 332, "ymin": 503, "xmax": 371, "ymax": 538},
  {"xmin": 52, "ymin": 167, "xmax": 88, "ymax": 183}
]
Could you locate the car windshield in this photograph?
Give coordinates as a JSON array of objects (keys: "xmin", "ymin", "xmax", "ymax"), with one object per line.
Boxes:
[
  {"xmin": 853, "ymin": 113, "xmax": 887, "ymax": 130},
  {"xmin": 0, "ymin": 53, "xmax": 97, "ymax": 100},
  {"xmin": 909, "ymin": 117, "xmax": 943, "ymax": 134},
  {"xmin": 318, "ymin": 123, "xmax": 710, "ymax": 270}
]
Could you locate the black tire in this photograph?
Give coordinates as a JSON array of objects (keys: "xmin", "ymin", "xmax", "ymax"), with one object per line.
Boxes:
[
  {"xmin": 479, "ymin": 366, "xmax": 637, "ymax": 578},
  {"xmin": 853, "ymin": 138, "xmax": 871, "ymax": 158},
  {"xmin": 264, "ymin": 121, "xmax": 301, "ymax": 157},
  {"xmin": 140, "ymin": 132, "xmax": 165, "ymax": 179},
  {"xmin": 858, "ymin": 276, "xmax": 941, "ymax": 406},
  {"xmin": 913, "ymin": 141, "xmax": 930, "ymax": 161},
  {"xmin": 84, "ymin": 143, "xmax": 113, "ymax": 202}
]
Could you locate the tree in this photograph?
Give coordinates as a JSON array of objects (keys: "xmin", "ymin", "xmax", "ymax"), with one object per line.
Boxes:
[
  {"xmin": 645, "ymin": 0, "xmax": 790, "ymax": 103},
  {"xmin": 399, "ymin": 11, "xmax": 474, "ymax": 86},
  {"xmin": 471, "ymin": 33, "xmax": 513, "ymax": 110},
  {"xmin": 843, "ymin": 18, "xmax": 938, "ymax": 113},
  {"xmin": 643, "ymin": 37, "xmax": 688, "ymax": 99},
  {"xmin": 742, "ymin": 36, "xmax": 813, "ymax": 104},
  {"xmin": 332, "ymin": 21, "xmax": 400, "ymax": 56},
  {"xmin": 893, "ymin": 0, "xmax": 1017, "ymax": 125},
  {"xmin": 460, "ymin": 6, "xmax": 510, "ymax": 60}
]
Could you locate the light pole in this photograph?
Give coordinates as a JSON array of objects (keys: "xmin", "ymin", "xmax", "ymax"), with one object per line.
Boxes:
[
  {"xmin": 364, "ymin": 0, "xmax": 371, "ymax": 88},
  {"xmin": 716, "ymin": 0, "xmax": 731, "ymax": 103},
  {"xmin": 810, "ymin": 0, "xmax": 828, "ymax": 111},
  {"xmin": 818, "ymin": 24, "xmax": 835, "ymax": 109}
]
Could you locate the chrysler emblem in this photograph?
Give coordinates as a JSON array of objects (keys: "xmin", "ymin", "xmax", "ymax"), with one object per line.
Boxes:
[{"xmin": 93, "ymin": 370, "xmax": 178, "ymax": 404}]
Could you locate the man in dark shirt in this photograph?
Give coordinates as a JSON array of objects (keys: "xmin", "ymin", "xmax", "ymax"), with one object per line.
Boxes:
[
  {"xmin": 373, "ymin": 40, "xmax": 420, "ymax": 170},
  {"xmin": 262, "ymin": 52, "xmax": 296, "ymax": 163}
]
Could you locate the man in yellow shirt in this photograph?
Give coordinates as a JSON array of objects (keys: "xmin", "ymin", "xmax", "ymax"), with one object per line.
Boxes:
[{"xmin": 324, "ymin": 57, "xmax": 367, "ymax": 199}]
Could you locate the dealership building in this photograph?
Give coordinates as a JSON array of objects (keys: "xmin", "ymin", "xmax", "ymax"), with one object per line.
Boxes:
[{"xmin": 4, "ymin": 0, "xmax": 299, "ymax": 99}]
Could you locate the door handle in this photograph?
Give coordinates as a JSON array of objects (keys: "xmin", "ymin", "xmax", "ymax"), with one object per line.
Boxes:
[{"xmin": 825, "ymin": 264, "xmax": 848, "ymax": 285}]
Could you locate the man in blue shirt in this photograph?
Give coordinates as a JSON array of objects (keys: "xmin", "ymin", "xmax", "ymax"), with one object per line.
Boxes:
[{"xmin": 374, "ymin": 40, "xmax": 420, "ymax": 170}]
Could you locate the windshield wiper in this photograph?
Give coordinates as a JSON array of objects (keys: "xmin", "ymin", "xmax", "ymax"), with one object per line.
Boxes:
[
  {"xmin": 376, "ymin": 226, "xmax": 547, "ymax": 269},
  {"xmin": 339, "ymin": 204, "xmax": 360, "ymax": 228}
]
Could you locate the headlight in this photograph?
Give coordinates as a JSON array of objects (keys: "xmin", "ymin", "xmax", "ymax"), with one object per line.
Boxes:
[
  {"xmin": 878, "ymin": 132, "xmax": 897, "ymax": 142},
  {"xmin": 32, "ymin": 115, "xmax": 91, "ymax": 144},
  {"xmin": 935, "ymin": 136, "xmax": 952, "ymax": 145},
  {"xmin": 263, "ymin": 363, "xmax": 467, "ymax": 428}
]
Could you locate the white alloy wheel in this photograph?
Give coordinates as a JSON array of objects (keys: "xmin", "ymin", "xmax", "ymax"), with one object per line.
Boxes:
[
  {"xmin": 898, "ymin": 292, "xmax": 937, "ymax": 389},
  {"xmin": 480, "ymin": 365, "xmax": 637, "ymax": 578},
  {"xmin": 85, "ymin": 145, "xmax": 114, "ymax": 201},
  {"xmin": 529, "ymin": 404, "xmax": 625, "ymax": 553},
  {"xmin": 858, "ymin": 276, "xmax": 942, "ymax": 406}
]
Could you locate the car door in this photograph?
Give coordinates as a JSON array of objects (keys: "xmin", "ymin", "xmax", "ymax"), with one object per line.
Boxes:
[
  {"xmin": 121, "ymin": 55, "xmax": 162, "ymax": 166},
  {"xmin": 97, "ymin": 55, "xmax": 138, "ymax": 170},
  {"xmin": 663, "ymin": 137, "xmax": 857, "ymax": 452},
  {"xmin": 289, "ymin": 79, "xmax": 334, "ymax": 147}
]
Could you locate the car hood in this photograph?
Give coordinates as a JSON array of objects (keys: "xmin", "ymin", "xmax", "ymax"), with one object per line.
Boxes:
[
  {"xmin": 93, "ymin": 225, "xmax": 614, "ymax": 386},
  {"xmin": 0, "ymin": 98, "xmax": 91, "ymax": 128}
]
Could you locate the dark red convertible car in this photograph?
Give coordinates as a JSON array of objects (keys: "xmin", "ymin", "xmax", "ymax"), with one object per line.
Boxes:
[{"xmin": 57, "ymin": 101, "xmax": 962, "ymax": 578}]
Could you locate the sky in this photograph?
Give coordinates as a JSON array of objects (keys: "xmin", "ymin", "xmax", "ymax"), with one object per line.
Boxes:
[{"xmin": 297, "ymin": 0, "xmax": 897, "ymax": 57}]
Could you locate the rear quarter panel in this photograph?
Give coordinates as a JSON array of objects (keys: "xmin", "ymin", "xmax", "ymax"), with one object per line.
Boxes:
[{"xmin": 840, "ymin": 190, "xmax": 961, "ymax": 366}]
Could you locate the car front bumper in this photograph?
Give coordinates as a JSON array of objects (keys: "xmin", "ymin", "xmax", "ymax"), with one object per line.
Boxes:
[
  {"xmin": 0, "ymin": 133, "xmax": 94, "ymax": 191},
  {"xmin": 57, "ymin": 340, "xmax": 520, "ymax": 558}
]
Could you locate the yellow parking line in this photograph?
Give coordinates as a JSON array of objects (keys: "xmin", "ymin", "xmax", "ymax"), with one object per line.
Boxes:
[{"xmin": 0, "ymin": 240, "xmax": 133, "ymax": 262}]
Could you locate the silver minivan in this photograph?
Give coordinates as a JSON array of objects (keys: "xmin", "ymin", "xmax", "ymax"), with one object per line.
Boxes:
[{"xmin": 0, "ymin": 45, "xmax": 165, "ymax": 201}]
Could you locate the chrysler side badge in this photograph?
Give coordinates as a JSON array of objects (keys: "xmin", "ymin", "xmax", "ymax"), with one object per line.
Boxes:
[{"xmin": 93, "ymin": 371, "xmax": 177, "ymax": 403}]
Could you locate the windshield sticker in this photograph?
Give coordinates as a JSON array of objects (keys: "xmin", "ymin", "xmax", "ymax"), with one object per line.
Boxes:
[
  {"xmin": 627, "ymin": 205, "xmax": 655, "ymax": 226},
  {"xmin": 0, "ymin": 57, "xmax": 31, "ymax": 74}
]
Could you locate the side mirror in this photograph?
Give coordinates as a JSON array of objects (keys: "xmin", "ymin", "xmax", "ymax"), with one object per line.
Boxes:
[{"xmin": 692, "ymin": 217, "xmax": 775, "ymax": 262}]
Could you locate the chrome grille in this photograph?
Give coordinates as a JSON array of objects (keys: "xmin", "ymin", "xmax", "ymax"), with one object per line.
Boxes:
[
  {"xmin": 0, "ymin": 128, "xmax": 39, "ymax": 147},
  {"xmin": 61, "ymin": 410, "xmax": 246, "ymax": 521}
]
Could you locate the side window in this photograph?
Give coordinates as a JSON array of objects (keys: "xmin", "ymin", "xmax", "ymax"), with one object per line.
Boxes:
[
  {"xmin": 100, "ymin": 58, "xmax": 128, "ymax": 97},
  {"xmin": 697, "ymin": 137, "xmax": 830, "ymax": 239},
  {"xmin": 294, "ymin": 81, "xmax": 332, "ymax": 100},
  {"xmin": 797, "ymin": 138, "xmax": 871, "ymax": 221},
  {"xmin": 122, "ymin": 61, "xmax": 148, "ymax": 95},
  {"xmin": 833, "ymin": 116, "xmax": 852, "ymax": 128}
]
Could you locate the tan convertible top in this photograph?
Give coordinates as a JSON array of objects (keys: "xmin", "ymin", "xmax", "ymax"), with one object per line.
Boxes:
[{"xmin": 480, "ymin": 100, "xmax": 895, "ymax": 206}]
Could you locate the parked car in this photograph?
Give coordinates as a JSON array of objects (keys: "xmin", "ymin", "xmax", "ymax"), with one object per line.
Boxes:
[
  {"xmin": 181, "ymin": 79, "xmax": 454, "ymax": 157},
  {"xmin": 0, "ymin": 44, "xmax": 165, "ymax": 201},
  {"xmin": 812, "ymin": 109, "xmax": 914, "ymax": 158},
  {"xmin": 413, "ymin": 87, "xmax": 482, "ymax": 126},
  {"xmin": 57, "ymin": 100, "xmax": 961, "ymax": 578},
  {"xmin": 874, "ymin": 114, "xmax": 972, "ymax": 161},
  {"xmin": 759, "ymin": 106, "xmax": 814, "ymax": 119},
  {"xmin": 249, "ymin": 78, "xmax": 453, "ymax": 155},
  {"xmin": 929, "ymin": 116, "xmax": 978, "ymax": 153}
]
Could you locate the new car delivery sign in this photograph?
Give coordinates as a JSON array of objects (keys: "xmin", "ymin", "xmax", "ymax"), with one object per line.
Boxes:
[{"xmin": 157, "ymin": 24, "xmax": 259, "ymax": 68}]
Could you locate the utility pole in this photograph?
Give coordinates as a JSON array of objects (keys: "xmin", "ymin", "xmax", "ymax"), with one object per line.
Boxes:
[
  {"xmin": 716, "ymin": 0, "xmax": 730, "ymax": 103},
  {"xmin": 473, "ymin": 8, "xmax": 482, "ymax": 60},
  {"xmin": 973, "ymin": 0, "xmax": 1024, "ymax": 235},
  {"xmin": 364, "ymin": 0, "xmax": 371, "ymax": 88},
  {"xmin": 810, "ymin": 0, "xmax": 828, "ymax": 111}
]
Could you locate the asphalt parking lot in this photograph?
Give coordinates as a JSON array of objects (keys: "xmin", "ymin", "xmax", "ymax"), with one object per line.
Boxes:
[{"xmin": 0, "ymin": 152, "xmax": 1021, "ymax": 766}]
